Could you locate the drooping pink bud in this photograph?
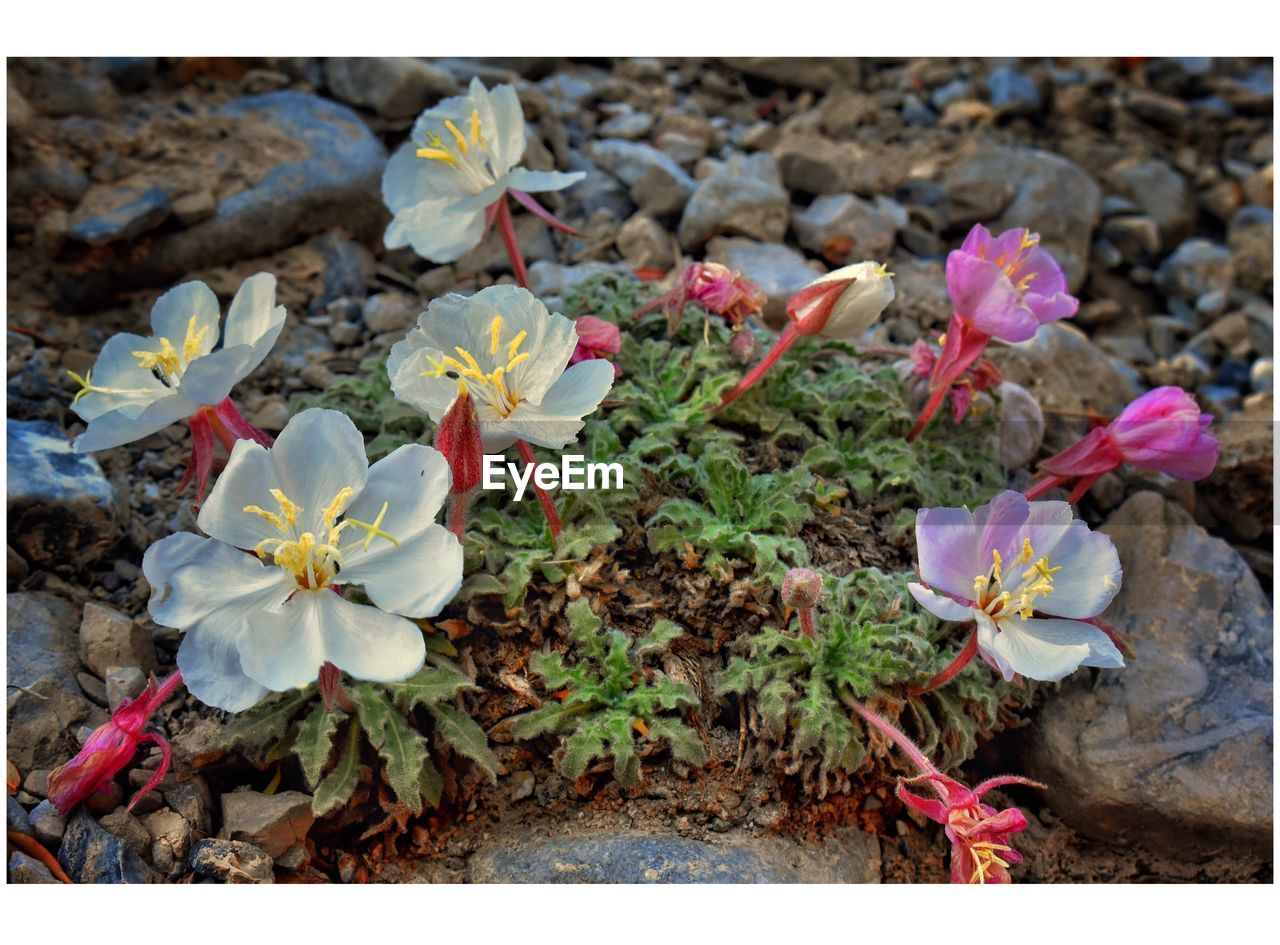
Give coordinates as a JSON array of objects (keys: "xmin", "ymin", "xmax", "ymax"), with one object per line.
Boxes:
[
  {"xmin": 48, "ymin": 672, "xmax": 183, "ymax": 816},
  {"xmin": 781, "ymin": 567, "xmax": 823, "ymax": 638},
  {"xmin": 1026, "ymin": 386, "xmax": 1218, "ymax": 502},
  {"xmin": 436, "ymin": 389, "xmax": 484, "ymax": 496},
  {"xmin": 570, "ymin": 316, "xmax": 623, "ymax": 376}
]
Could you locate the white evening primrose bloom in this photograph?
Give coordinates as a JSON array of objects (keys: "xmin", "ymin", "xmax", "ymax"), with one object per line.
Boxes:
[
  {"xmin": 70, "ymin": 274, "xmax": 285, "ymax": 452},
  {"xmin": 387, "ymin": 284, "xmax": 614, "ymax": 451},
  {"xmin": 142, "ymin": 409, "xmax": 463, "ymax": 712},
  {"xmin": 382, "ymin": 78, "xmax": 584, "ymax": 262}
]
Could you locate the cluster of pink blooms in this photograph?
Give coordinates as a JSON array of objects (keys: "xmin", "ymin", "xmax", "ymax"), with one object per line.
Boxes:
[{"xmin": 637, "ymin": 261, "xmax": 768, "ymax": 331}]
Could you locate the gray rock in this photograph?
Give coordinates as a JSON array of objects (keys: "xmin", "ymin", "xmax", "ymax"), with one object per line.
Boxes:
[
  {"xmin": 220, "ymin": 790, "xmax": 314, "ymax": 861},
  {"xmin": 59, "ymin": 810, "xmax": 156, "ymax": 883},
  {"xmin": 772, "ymin": 133, "xmax": 860, "ymax": 196},
  {"xmin": 679, "ymin": 152, "xmax": 790, "ymax": 249},
  {"xmin": 142, "ymin": 809, "xmax": 194, "ymax": 877},
  {"xmin": 598, "ymin": 107, "xmax": 653, "ymax": 140},
  {"xmin": 590, "ymin": 139, "xmax": 694, "ymax": 217},
  {"xmin": 1108, "ymin": 158, "xmax": 1197, "ymax": 248},
  {"xmin": 455, "ymin": 213, "xmax": 555, "ymax": 275},
  {"xmin": 562, "ymin": 152, "xmax": 634, "ymax": 221},
  {"xmin": 8, "ymin": 852, "xmax": 61, "ymax": 884},
  {"xmin": 944, "ymin": 145, "xmax": 1101, "ymax": 292},
  {"xmin": 705, "ymin": 238, "xmax": 821, "ymax": 325},
  {"xmin": 324, "ymin": 57, "xmax": 458, "ymax": 119},
  {"xmin": 526, "ymin": 260, "xmax": 632, "ymax": 313},
  {"xmin": 67, "ymin": 181, "xmax": 170, "ymax": 246},
  {"xmin": 819, "ymin": 88, "xmax": 877, "ymax": 138},
  {"xmin": 105, "ymin": 666, "xmax": 148, "ymax": 712},
  {"xmin": 7, "ymin": 419, "xmax": 118, "ymax": 570},
  {"xmin": 616, "ymin": 213, "xmax": 675, "ymax": 270},
  {"xmin": 7, "ymin": 592, "xmax": 94, "ymax": 770},
  {"xmin": 29, "ymin": 799, "xmax": 67, "ymax": 846},
  {"xmin": 510, "ymin": 770, "xmax": 536, "ymax": 802},
  {"xmin": 189, "ymin": 838, "xmax": 275, "ymax": 884},
  {"xmin": 164, "ymin": 778, "xmax": 213, "ymax": 834},
  {"xmin": 720, "ymin": 58, "xmax": 861, "ymax": 91},
  {"xmin": 35, "ymin": 208, "xmax": 70, "ymax": 257},
  {"xmin": 1025, "ymin": 492, "xmax": 1273, "ymax": 860},
  {"xmin": 791, "ymin": 193, "xmax": 904, "ymax": 262},
  {"xmin": 986, "ymin": 66, "xmax": 1041, "ymax": 115},
  {"xmin": 92, "ymin": 57, "xmax": 158, "ymax": 93},
  {"xmin": 655, "ymin": 131, "xmax": 706, "ymax": 166},
  {"xmin": 887, "ymin": 258, "xmax": 952, "ymax": 333},
  {"xmin": 1227, "ymin": 205, "xmax": 1273, "ymax": 294},
  {"xmin": 1155, "ymin": 239, "xmax": 1235, "ymax": 308},
  {"xmin": 361, "ymin": 292, "xmax": 419, "ymax": 336},
  {"xmin": 171, "ymin": 189, "xmax": 216, "ymax": 226},
  {"xmin": 98, "ymin": 806, "xmax": 152, "ymax": 857},
  {"xmin": 8, "ymin": 795, "xmax": 33, "ymax": 837},
  {"xmin": 466, "ymin": 828, "xmax": 880, "ymax": 882},
  {"xmin": 994, "ymin": 380, "xmax": 1045, "ymax": 469},
  {"xmin": 79, "ymin": 601, "xmax": 157, "ymax": 677}
]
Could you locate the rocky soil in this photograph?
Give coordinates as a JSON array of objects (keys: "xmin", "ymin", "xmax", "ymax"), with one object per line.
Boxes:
[{"xmin": 6, "ymin": 56, "xmax": 1274, "ymax": 883}]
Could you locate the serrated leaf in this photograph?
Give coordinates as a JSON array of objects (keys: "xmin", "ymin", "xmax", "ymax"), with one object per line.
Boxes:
[
  {"xmin": 312, "ymin": 720, "xmax": 362, "ymax": 817},
  {"xmin": 427, "ymin": 703, "xmax": 498, "ymax": 784},
  {"xmin": 561, "ymin": 725, "xmax": 606, "ymax": 780},
  {"xmin": 382, "ymin": 662, "xmax": 476, "ymax": 712},
  {"xmin": 294, "ymin": 703, "xmax": 341, "ymax": 789},
  {"xmin": 223, "ymin": 688, "xmax": 313, "ymax": 754}
]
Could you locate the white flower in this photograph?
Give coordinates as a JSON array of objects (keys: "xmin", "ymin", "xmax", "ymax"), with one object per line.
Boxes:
[
  {"xmin": 387, "ymin": 284, "xmax": 614, "ymax": 451},
  {"xmin": 70, "ymin": 273, "xmax": 285, "ymax": 452},
  {"xmin": 791, "ymin": 261, "xmax": 895, "ymax": 341},
  {"xmin": 142, "ymin": 408, "xmax": 463, "ymax": 712},
  {"xmin": 382, "ymin": 78, "xmax": 584, "ymax": 262}
]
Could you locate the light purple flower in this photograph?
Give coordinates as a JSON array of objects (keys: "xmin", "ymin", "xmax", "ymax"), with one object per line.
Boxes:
[
  {"xmin": 945, "ymin": 225, "xmax": 1078, "ymax": 343},
  {"xmin": 908, "ymin": 491, "xmax": 1124, "ymax": 682}
]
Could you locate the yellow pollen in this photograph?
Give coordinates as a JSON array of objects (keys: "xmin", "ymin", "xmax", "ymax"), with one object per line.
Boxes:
[
  {"xmin": 1020, "ymin": 231, "xmax": 1040, "ymax": 251},
  {"xmin": 875, "ymin": 263, "xmax": 895, "ymax": 278},
  {"xmin": 443, "ymin": 119, "xmax": 468, "ymax": 154},
  {"xmin": 505, "ymin": 351, "xmax": 530, "ymax": 372},
  {"xmin": 489, "ymin": 315, "xmax": 504, "ymax": 355},
  {"xmin": 419, "ymin": 320, "xmax": 529, "ymax": 419},
  {"xmin": 416, "ymin": 146, "xmax": 456, "ymax": 165},
  {"xmin": 1018, "ymin": 538, "xmax": 1035, "ymax": 564},
  {"xmin": 991, "ymin": 549, "xmax": 1003, "ymax": 582},
  {"xmin": 132, "ymin": 338, "xmax": 182, "ymax": 378},
  {"xmin": 937, "ymin": 333, "xmax": 947, "ymax": 346},
  {"xmin": 507, "ymin": 330, "xmax": 527, "ymax": 359},
  {"xmin": 182, "ymin": 315, "xmax": 210, "ymax": 362},
  {"xmin": 469, "ymin": 108, "xmax": 484, "ymax": 148},
  {"xmin": 321, "ymin": 486, "xmax": 354, "ymax": 528}
]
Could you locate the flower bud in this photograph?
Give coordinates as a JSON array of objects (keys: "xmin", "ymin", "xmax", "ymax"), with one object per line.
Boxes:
[
  {"xmin": 436, "ymin": 389, "xmax": 484, "ymax": 494},
  {"xmin": 788, "ymin": 261, "xmax": 895, "ymax": 341},
  {"xmin": 570, "ymin": 316, "xmax": 622, "ymax": 376},
  {"xmin": 729, "ymin": 329, "xmax": 758, "ymax": 364},
  {"xmin": 781, "ymin": 567, "xmax": 823, "ymax": 611}
]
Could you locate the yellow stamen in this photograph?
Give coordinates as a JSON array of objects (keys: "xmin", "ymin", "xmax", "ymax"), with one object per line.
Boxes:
[
  {"xmin": 469, "ymin": 108, "xmax": 485, "ymax": 150},
  {"xmin": 416, "ymin": 147, "xmax": 456, "ymax": 165},
  {"xmin": 874, "ymin": 263, "xmax": 895, "ymax": 279},
  {"xmin": 489, "ymin": 315, "xmax": 504, "ymax": 355},
  {"xmin": 182, "ymin": 315, "xmax": 211, "ymax": 363},
  {"xmin": 505, "ymin": 351, "xmax": 530, "ymax": 372},
  {"xmin": 132, "ymin": 338, "xmax": 181, "ymax": 377},
  {"xmin": 1018, "ymin": 538, "xmax": 1035, "ymax": 564},
  {"xmin": 443, "ymin": 119, "xmax": 468, "ymax": 154},
  {"xmin": 321, "ymin": 486, "xmax": 354, "ymax": 528},
  {"xmin": 507, "ymin": 330, "xmax": 527, "ymax": 359},
  {"xmin": 244, "ymin": 504, "xmax": 286, "ymax": 532}
]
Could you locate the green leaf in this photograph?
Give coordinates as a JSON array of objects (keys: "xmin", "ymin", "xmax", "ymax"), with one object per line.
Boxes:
[
  {"xmin": 222, "ymin": 688, "xmax": 313, "ymax": 756},
  {"xmin": 312, "ymin": 720, "xmax": 362, "ymax": 817},
  {"xmin": 561, "ymin": 725, "xmax": 606, "ymax": 781},
  {"xmin": 427, "ymin": 703, "xmax": 498, "ymax": 784},
  {"xmin": 294, "ymin": 703, "xmax": 341, "ymax": 789},
  {"xmin": 382, "ymin": 661, "xmax": 477, "ymax": 712}
]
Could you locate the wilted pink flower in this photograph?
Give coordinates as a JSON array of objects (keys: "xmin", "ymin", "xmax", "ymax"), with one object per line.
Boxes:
[
  {"xmin": 569, "ymin": 315, "xmax": 622, "ymax": 376},
  {"xmin": 47, "ymin": 672, "xmax": 183, "ymax": 815},
  {"xmin": 909, "ymin": 339, "xmax": 1003, "ymax": 423},
  {"xmin": 676, "ymin": 262, "xmax": 767, "ymax": 328},
  {"xmin": 908, "ymin": 225, "xmax": 1077, "ymax": 441},
  {"xmin": 1026, "ymin": 386, "xmax": 1219, "ymax": 502},
  {"xmin": 897, "ymin": 771, "xmax": 1043, "ymax": 884}
]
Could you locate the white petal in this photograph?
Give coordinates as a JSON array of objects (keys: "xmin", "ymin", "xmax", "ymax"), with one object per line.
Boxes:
[
  {"xmin": 149, "ymin": 281, "xmax": 221, "ymax": 353},
  {"xmin": 176, "ymin": 624, "xmax": 270, "ymax": 712},
  {"xmin": 341, "ymin": 523, "xmax": 463, "ymax": 617},
  {"xmin": 178, "ymin": 345, "xmax": 256, "ymax": 406},
  {"xmin": 311, "ymin": 592, "xmax": 426, "ymax": 683},
  {"xmin": 74, "ymin": 393, "xmax": 196, "ymax": 452},
  {"xmin": 387, "ymin": 341, "xmax": 459, "ymax": 423},
  {"xmin": 382, "ymin": 140, "xmax": 470, "ymax": 209},
  {"xmin": 71, "ymin": 332, "xmax": 167, "ymax": 422},
  {"xmin": 908, "ymin": 582, "xmax": 975, "ymax": 622},
  {"xmin": 501, "ymin": 358, "xmax": 614, "ymax": 449},
  {"xmin": 197, "ymin": 438, "xmax": 285, "ymax": 550},
  {"xmin": 505, "ymin": 168, "xmax": 586, "ymax": 194},
  {"xmin": 1033, "ymin": 521, "xmax": 1123, "ymax": 619},
  {"xmin": 268, "ymin": 409, "xmax": 369, "ymax": 531},
  {"xmin": 914, "ymin": 505, "xmax": 981, "ymax": 600},
  {"xmin": 988, "ymin": 616, "xmax": 1122, "ymax": 682},
  {"xmin": 345, "ymin": 443, "xmax": 451, "ymax": 545},
  {"xmin": 143, "ymin": 532, "xmax": 292, "ymax": 632},
  {"xmin": 222, "ymin": 273, "xmax": 287, "ymax": 376},
  {"xmin": 974, "ymin": 611, "xmax": 1016, "ymax": 681},
  {"xmin": 386, "ymin": 199, "xmax": 487, "ymax": 262},
  {"xmin": 237, "ymin": 593, "xmax": 328, "ymax": 692},
  {"xmin": 476, "ymin": 80, "xmax": 526, "ymax": 178},
  {"xmin": 473, "ymin": 285, "xmax": 577, "ymax": 405}
]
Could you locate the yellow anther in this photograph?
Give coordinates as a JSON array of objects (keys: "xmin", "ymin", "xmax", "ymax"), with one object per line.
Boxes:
[
  {"xmin": 267, "ymin": 489, "xmax": 298, "ymax": 526},
  {"xmin": 68, "ymin": 369, "xmax": 93, "ymax": 405},
  {"xmin": 489, "ymin": 315, "xmax": 504, "ymax": 355},
  {"xmin": 469, "ymin": 108, "xmax": 484, "ymax": 148},
  {"xmin": 507, "ymin": 330, "xmax": 527, "ymax": 359},
  {"xmin": 416, "ymin": 147, "xmax": 456, "ymax": 165},
  {"xmin": 937, "ymin": 333, "xmax": 948, "ymax": 346},
  {"xmin": 1018, "ymin": 538, "xmax": 1035, "ymax": 564},
  {"xmin": 874, "ymin": 262, "xmax": 895, "ymax": 279},
  {"xmin": 505, "ymin": 351, "xmax": 530, "ymax": 372},
  {"xmin": 243, "ymin": 503, "xmax": 286, "ymax": 532},
  {"xmin": 182, "ymin": 315, "xmax": 211, "ymax": 362},
  {"xmin": 991, "ymin": 548, "xmax": 1003, "ymax": 581},
  {"xmin": 453, "ymin": 346, "xmax": 485, "ymax": 378},
  {"xmin": 133, "ymin": 338, "xmax": 181, "ymax": 377},
  {"xmin": 443, "ymin": 119, "xmax": 468, "ymax": 154},
  {"xmin": 1020, "ymin": 231, "xmax": 1040, "ymax": 251},
  {"xmin": 320, "ymin": 486, "xmax": 354, "ymax": 528}
]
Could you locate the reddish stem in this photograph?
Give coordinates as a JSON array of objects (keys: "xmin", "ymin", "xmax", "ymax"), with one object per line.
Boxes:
[
  {"xmin": 1067, "ymin": 472, "xmax": 1104, "ymax": 504},
  {"xmin": 906, "ymin": 385, "xmax": 951, "ymax": 442},
  {"xmin": 716, "ymin": 322, "xmax": 801, "ymax": 412},
  {"xmin": 1023, "ymin": 473, "xmax": 1067, "ymax": 501},
  {"xmin": 509, "ymin": 189, "xmax": 581, "ymax": 235},
  {"xmin": 494, "ymin": 196, "xmax": 530, "ymax": 289},
  {"xmin": 913, "ymin": 627, "xmax": 979, "ymax": 694},
  {"xmin": 516, "ymin": 440, "xmax": 561, "ymax": 541},
  {"xmin": 798, "ymin": 608, "xmax": 816, "ymax": 639},
  {"xmin": 847, "ymin": 699, "xmax": 940, "ymax": 778},
  {"xmin": 448, "ymin": 491, "xmax": 472, "ymax": 541}
]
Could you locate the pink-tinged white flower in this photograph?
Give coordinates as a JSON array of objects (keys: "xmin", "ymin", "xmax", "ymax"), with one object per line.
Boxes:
[
  {"xmin": 48, "ymin": 672, "xmax": 184, "ymax": 815},
  {"xmin": 387, "ymin": 285, "xmax": 615, "ymax": 453},
  {"xmin": 569, "ymin": 315, "xmax": 622, "ymax": 376},
  {"xmin": 382, "ymin": 78, "xmax": 583, "ymax": 281},
  {"xmin": 897, "ymin": 771, "xmax": 1043, "ymax": 884},
  {"xmin": 69, "ymin": 274, "xmax": 284, "ymax": 498},
  {"xmin": 908, "ymin": 226, "xmax": 1077, "ymax": 441},
  {"xmin": 908, "ymin": 490, "xmax": 1124, "ymax": 683},
  {"xmin": 142, "ymin": 409, "xmax": 462, "ymax": 712},
  {"xmin": 1027, "ymin": 386, "xmax": 1219, "ymax": 502},
  {"xmin": 718, "ymin": 262, "xmax": 894, "ymax": 411}
]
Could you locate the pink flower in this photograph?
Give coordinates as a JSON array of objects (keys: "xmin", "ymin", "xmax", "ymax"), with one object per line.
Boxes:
[
  {"xmin": 569, "ymin": 316, "xmax": 622, "ymax": 376},
  {"xmin": 909, "ymin": 225, "xmax": 1077, "ymax": 441},
  {"xmin": 897, "ymin": 771, "xmax": 1043, "ymax": 884},
  {"xmin": 47, "ymin": 672, "xmax": 183, "ymax": 816},
  {"xmin": 676, "ymin": 262, "xmax": 767, "ymax": 328},
  {"xmin": 1027, "ymin": 386, "xmax": 1219, "ymax": 502},
  {"xmin": 946, "ymin": 224, "xmax": 1078, "ymax": 344}
]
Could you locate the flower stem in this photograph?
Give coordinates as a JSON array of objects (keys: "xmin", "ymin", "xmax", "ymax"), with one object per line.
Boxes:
[
  {"xmin": 516, "ymin": 440, "xmax": 561, "ymax": 541},
  {"xmin": 1023, "ymin": 474, "xmax": 1066, "ymax": 501},
  {"xmin": 716, "ymin": 322, "xmax": 800, "ymax": 412},
  {"xmin": 448, "ymin": 491, "xmax": 472, "ymax": 540},
  {"xmin": 798, "ymin": 607, "xmax": 816, "ymax": 639},
  {"xmin": 913, "ymin": 627, "xmax": 979, "ymax": 694},
  {"xmin": 847, "ymin": 698, "xmax": 939, "ymax": 778},
  {"xmin": 494, "ymin": 196, "xmax": 530, "ymax": 289}
]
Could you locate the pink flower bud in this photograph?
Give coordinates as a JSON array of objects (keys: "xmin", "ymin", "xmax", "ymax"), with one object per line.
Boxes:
[
  {"xmin": 781, "ymin": 567, "xmax": 823, "ymax": 611},
  {"xmin": 729, "ymin": 329, "xmax": 758, "ymax": 364},
  {"xmin": 435, "ymin": 389, "xmax": 484, "ymax": 494},
  {"xmin": 789, "ymin": 262, "xmax": 894, "ymax": 340},
  {"xmin": 569, "ymin": 315, "xmax": 623, "ymax": 376}
]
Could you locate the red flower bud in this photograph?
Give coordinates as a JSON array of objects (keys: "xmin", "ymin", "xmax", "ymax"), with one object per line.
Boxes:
[{"xmin": 436, "ymin": 389, "xmax": 484, "ymax": 495}]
